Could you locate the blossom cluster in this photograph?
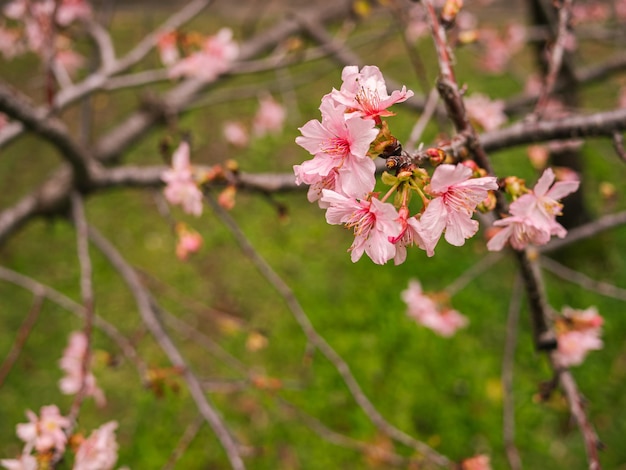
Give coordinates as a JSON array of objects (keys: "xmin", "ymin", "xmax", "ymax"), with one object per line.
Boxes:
[
  {"xmin": 553, "ymin": 306, "xmax": 604, "ymax": 367},
  {"xmin": 294, "ymin": 65, "xmax": 498, "ymax": 265},
  {"xmin": 59, "ymin": 331, "xmax": 106, "ymax": 406},
  {"xmin": 0, "ymin": 0, "xmax": 91, "ymax": 75}
]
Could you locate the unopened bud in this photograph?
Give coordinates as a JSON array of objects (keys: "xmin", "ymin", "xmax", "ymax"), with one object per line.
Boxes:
[
  {"xmin": 458, "ymin": 29, "xmax": 478, "ymax": 45},
  {"xmin": 426, "ymin": 147, "xmax": 446, "ymax": 166},
  {"xmin": 218, "ymin": 185, "xmax": 237, "ymax": 210},
  {"xmin": 477, "ymin": 192, "xmax": 497, "ymax": 212},
  {"xmin": 503, "ymin": 176, "xmax": 526, "ymax": 199},
  {"xmin": 460, "ymin": 159, "xmax": 479, "ymax": 173},
  {"xmin": 225, "ymin": 159, "xmax": 239, "ymax": 173},
  {"xmin": 441, "ymin": 0, "xmax": 463, "ymax": 26}
]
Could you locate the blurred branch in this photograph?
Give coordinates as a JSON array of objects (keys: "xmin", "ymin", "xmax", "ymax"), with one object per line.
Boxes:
[
  {"xmin": 88, "ymin": 226, "xmax": 246, "ymax": 470},
  {"xmin": 542, "ymin": 210, "xmax": 626, "ymax": 252},
  {"xmin": 205, "ymin": 194, "xmax": 450, "ymax": 467},
  {"xmin": 162, "ymin": 416, "xmax": 205, "ymax": 470}
]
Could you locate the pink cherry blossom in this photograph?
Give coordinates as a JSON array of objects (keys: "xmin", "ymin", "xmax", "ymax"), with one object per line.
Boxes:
[
  {"xmin": 478, "ymin": 25, "xmax": 526, "ymax": 74},
  {"xmin": 56, "ymin": 0, "xmax": 92, "ymax": 27},
  {"xmin": 16, "ymin": 405, "xmax": 70, "ymax": 454},
  {"xmin": 618, "ymin": 0, "xmax": 626, "ymax": 20},
  {"xmin": 73, "ymin": 421, "xmax": 119, "ymax": 470},
  {"xmin": 168, "ymin": 28, "xmax": 238, "ymax": 82},
  {"xmin": 175, "ymin": 223, "xmax": 203, "ymax": 260},
  {"xmin": 253, "ymin": 95, "xmax": 286, "ymax": 137},
  {"xmin": 0, "ymin": 454, "xmax": 37, "ymax": 470},
  {"xmin": 465, "ymin": 93, "xmax": 507, "ymax": 131},
  {"xmin": 295, "ymin": 98, "xmax": 378, "ymax": 200},
  {"xmin": 555, "ymin": 330, "xmax": 603, "ymax": 367},
  {"xmin": 329, "ymin": 65, "xmax": 414, "ymax": 121},
  {"xmin": 161, "ymin": 142, "xmax": 204, "ymax": 216},
  {"xmin": 55, "ymin": 48, "xmax": 85, "ymax": 77},
  {"xmin": 223, "ymin": 121, "xmax": 249, "ymax": 148},
  {"xmin": 487, "ymin": 168, "xmax": 579, "ymax": 251},
  {"xmin": 401, "ymin": 279, "xmax": 468, "ymax": 337},
  {"xmin": 3, "ymin": 0, "xmax": 28, "ymax": 20},
  {"xmin": 0, "ymin": 26, "xmax": 22, "ymax": 59},
  {"xmin": 321, "ymin": 189, "xmax": 401, "ymax": 265},
  {"xmin": 391, "ymin": 208, "xmax": 433, "ymax": 265},
  {"xmin": 157, "ymin": 32, "xmax": 179, "ymax": 67},
  {"xmin": 420, "ymin": 163, "xmax": 498, "ymax": 252},
  {"xmin": 462, "ymin": 454, "xmax": 492, "ymax": 470},
  {"xmin": 59, "ymin": 331, "xmax": 106, "ymax": 406}
]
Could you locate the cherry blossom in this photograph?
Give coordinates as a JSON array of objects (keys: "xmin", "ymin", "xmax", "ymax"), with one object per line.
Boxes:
[
  {"xmin": 0, "ymin": 26, "xmax": 22, "ymax": 59},
  {"xmin": 553, "ymin": 307, "xmax": 603, "ymax": 367},
  {"xmin": 487, "ymin": 168, "xmax": 579, "ymax": 251},
  {"xmin": 329, "ymin": 65, "xmax": 414, "ymax": 121},
  {"xmin": 157, "ymin": 31, "xmax": 179, "ymax": 67},
  {"xmin": 59, "ymin": 331, "xmax": 106, "ymax": 406},
  {"xmin": 461, "ymin": 454, "xmax": 492, "ymax": 470},
  {"xmin": 391, "ymin": 208, "xmax": 433, "ymax": 264},
  {"xmin": 478, "ymin": 25, "xmax": 526, "ymax": 74},
  {"xmin": 0, "ymin": 454, "xmax": 37, "ymax": 470},
  {"xmin": 465, "ymin": 93, "xmax": 507, "ymax": 131},
  {"xmin": 168, "ymin": 28, "xmax": 238, "ymax": 82},
  {"xmin": 223, "ymin": 121, "xmax": 249, "ymax": 148},
  {"xmin": 73, "ymin": 421, "xmax": 119, "ymax": 470},
  {"xmin": 420, "ymin": 163, "xmax": 498, "ymax": 253},
  {"xmin": 401, "ymin": 279, "xmax": 468, "ymax": 337},
  {"xmin": 253, "ymin": 95, "xmax": 286, "ymax": 137},
  {"xmin": 56, "ymin": 0, "xmax": 92, "ymax": 27},
  {"xmin": 16, "ymin": 405, "xmax": 70, "ymax": 454},
  {"xmin": 295, "ymin": 98, "xmax": 378, "ymax": 200},
  {"xmin": 161, "ymin": 142, "xmax": 204, "ymax": 216},
  {"xmin": 321, "ymin": 189, "xmax": 401, "ymax": 265}
]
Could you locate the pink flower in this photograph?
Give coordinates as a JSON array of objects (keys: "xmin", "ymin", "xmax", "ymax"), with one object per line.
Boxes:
[
  {"xmin": 55, "ymin": 48, "xmax": 85, "ymax": 77},
  {"xmin": 162, "ymin": 142, "xmax": 204, "ymax": 216},
  {"xmin": 253, "ymin": 95, "xmax": 286, "ymax": 137},
  {"xmin": 0, "ymin": 26, "xmax": 22, "ymax": 59},
  {"xmin": 465, "ymin": 93, "xmax": 507, "ymax": 131},
  {"xmin": 391, "ymin": 208, "xmax": 433, "ymax": 265},
  {"xmin": 0, "ymin": 454, "xmax": 37, "ymax": 470},
  {"xmin": 73, "ymin": 421, "xmax": 119, "ymax": 470},
  {"xmin": 420, "ymin": 164, "xmax": 498, "ymax": 253},
  {"xmin": 487, "ymin": 168, "xmax": 579, "ymax": 251},
  {"xmin": 168, "ymin": 28, "xmax": 238, "ymax": 82},
  {"xmin": 553, "ymin": 307, "xmax": 603, "ymax": 367},
  {"xmin": 3, "ymin": 0, "xmax": 27, "ymax": 20},
  {"xmin": 295, "ymin": 97, "xmax": 378, "ymax": 200},
  {"xmin": 321, "ymin": 189, "xmax": 401, "ymax": 264},
  {"xmin": 157, "ymin": 32, "xmax": 179, "ymax": 67},
  {"xmin": 59, "ymin": 331, "xmax": 105, "ymax": 406},
  {"xmin": 329, "ymin": 65, "xmax": 414, "ymax": 121},
  {"xmin": 223, "ymin": 121, "xmax": 249, "ymax": 147},
  {"xmin": 618, "ymin": 0, "xmax": 626, "ymax": 20},
  {"xmin": 175, "ymin": 224, "xmax": 203, "ymax": 260},
  {"xmin": 401, "ymin": 279, "xmax": 468, "ymax": 337},
  {"xmin": 56, "ymin": 0, "xmax": 92, "ymax": 26},
  {"xmin": 462, "ymin": 454, "xmax": 492, "ymax": 470},
  {"xmin": 478, "ymin": 25, "xmax": 526, "ymax": 74},
  {"xmin": 16, "ymin": 405, "xmax": 70, "ymax": 454}
]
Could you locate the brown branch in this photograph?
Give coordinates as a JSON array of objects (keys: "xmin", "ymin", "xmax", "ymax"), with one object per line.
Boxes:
[
  {"xmin": 0, "ymin": 292, "xmax": 44, "ymax": 389},
  {"xmin": 87, "ymin": 226, "xmax": 245, "ymax": 470},
  {"xmin": 205, "ymin": 194, "xmax": 450, "ymax": 467}
]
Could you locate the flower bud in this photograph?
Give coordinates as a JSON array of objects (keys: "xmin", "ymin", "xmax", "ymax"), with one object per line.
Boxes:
[
  {"xmin": 441, "ymin": 0, "xmax": 463, "ymax": 26},
  {"xmin": 502, "ymin": 176, "xmax": 526, "ymax": 199},
  {"xmin": 426, "ymin": 147, "xmax": 446, "ymax": 166}
]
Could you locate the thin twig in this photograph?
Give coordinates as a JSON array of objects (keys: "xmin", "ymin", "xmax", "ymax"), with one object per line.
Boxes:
[
  {"xmin": 542, "ymin": 210, "xmax": 626, "ymax": 252},
  {"xmin": 502, "ymin": 275, "xmax": 523, "ymax": 470},
  {"xmin": 162, "ymin": 416, "xmax": 205, "ymax": 470},
  {"xmin": 443, "ymin": 252, "xmax": 503, "ymax": 297},
  {"xmin": 0, "ymin": 293, "xmax": 44, "ymax": 388},
  {"xmin": 205, "ymin": 194, "xmax": 450, "ymax": 467},
  {"xmin": 88, "ymin": 226, "xmax": 245, "ymax": 470}
]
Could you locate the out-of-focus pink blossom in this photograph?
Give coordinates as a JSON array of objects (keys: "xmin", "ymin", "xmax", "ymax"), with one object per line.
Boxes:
[
  {"xmin": 55, "ymin": 47, "xmax": 85, "ymax": 77},
  {"xmin": 420, "ymin": 163, "xmax": 498, "ymax": 253},
  {"xmin": 329, "ymin": 65, "xmax": 414, "ymax": 121},
  {"xmin": 0, "ymin": 26, "xmax": 22, "ymax": 59},
  {"xmin": 0, "ymin": 454, "xmax": 37, "ymax": 470},
  {"xmin": 465, "ymin": 93, "xmax": 507, "ymax": 131},
  {"xmin": 223, "ymin": 121, "xmax": 249, "ymax": 148},
  {"xmin": 571, "ymin": 2, "xmax": 609, "ymax": 24},
  {"xmin": 618, "ymin": 0, "xmax": 626, "ymax": 20},
  {"xmin": 3, "ymin": 0, "xmax": 28, "ymax": 20},
  {"xmin": 462, "ymin": 454, "xmax": 492, "ymax": 470},
  {"xmin": 16, "ymin": 405, "xmax": 70, "ymax": 454},
  {"xmin": 401, "ymin": 279, "xmax": 468, "ymax": 337},
  {"xmin": 295, "ymin": 98, "xmax": 378, "ymax": 201},
  {"xmin": 321, "ymin": 189, "xmax": 401, "ymax": 265},
  {"xmin": 56, "ymin": 0, "xmax": 92, "ymax": 26},
  {"xmin": 527, "ymin": 144, "xmax": 549, "ymax": 169},
  {"xmin": 73, "ymin": 421, "xmax": 119, "ymax": 470},
  {"xmin": 162, "ymin": 142, "xmax": 204, "ymax": 216},
  {"xmin": 168, "ymin": 28, "xmax": 238, "ymax": 82},
  {"xmin": 157, "ymin": 31, "xmax": 179, "ymax": 67},
  {"xmin": 404, "ymin": 4, "xmax": 429, "ymax": 43},
  {"xmin": 487, "ymin": 168, "xmax": 579, "ymax": 251},
  {"xmin": 59, "ymin": 331, "xmax": 106, "ymax": 406},
  {"xmin": 478, "ymin": 25, "xmax": 526, "ymax": 74},
  {"xmin": 553, "ymin": 307, "xmax": 603, "ymax": 367},
  {"xmin": 253, "ymin": 95, "xmax": 286, "ymax": 137},
  {"xmin": 175, "ymin": 224, "xmax": 203, "ymax": 260}
]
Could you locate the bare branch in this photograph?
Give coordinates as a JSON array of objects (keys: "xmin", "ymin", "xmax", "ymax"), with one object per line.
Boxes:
[{"xmin": 542, "ymin": 210, "xmax": 626, "ymax": 252}]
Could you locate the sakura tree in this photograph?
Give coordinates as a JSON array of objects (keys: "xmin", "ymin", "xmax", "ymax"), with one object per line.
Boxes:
[{"xmin": 0, "ymin": 0, "xmax": 625, "ymax": 469}]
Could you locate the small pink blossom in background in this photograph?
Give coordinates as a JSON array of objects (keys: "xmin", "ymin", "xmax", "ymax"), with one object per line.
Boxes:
[
  {"xmin": 618, "ymin": 0, "xmax": 626, "ymax": 20},
  {"xmin": 554, "ymin": 307, "xmax": 603, "ymax": 367},
  {"xmin": 420, "ymin": 163, "xmax": 498, "ymax": 253},
  {"xmin": 401, "ymin": 279, "xmax": 468, "ymax": 337},
  {"xmin": 295, "ymin": 98, "xmax": 378, "ymax": 200},
  {"xmin": 461, "ymin": 454, "xmax": 492, "ymax": 470},
  {"xmin": 0, "ymin": 26, "xmax": 22, "ymax": 59},
  {"xmin": 571, "ymin": 2, "xmax": 609, "ymax": 24},
  {"xmin": 16, "ymin": 405, "xmax": 70, "ymax": 454},
  {"xmin": 253, "ymin": 95, "xmax": 286, "ymax": 137},
  {"xmin": 527, "ymin": 144, "xmax": 549, "ymax": 169},
  {"xmin": 3, "ymin": 0, "xmax": 27, "ymax": 20},
  {"xmin": 329, "ymin": 65, "xmax": 414, "ymax": 121},
  {"xmin": 217, "ymin": 185, "xmax": 236, "ymax": 211},
  {"xmin": 223, "ymin": 121, "xmax": 249, "ymax": 148},
  {"xmin": 55, "ymin": 47, "xmax": 85, "ymax": 77},
  {"xmin": 157, "ymin": 31, "xmax": 179, "ymax": 67},
  {"xmin": 487, "ymin": 168, "xmax": 579, "ymax": 251},
  {"xmin": 56, "ymin": 0, "xmax": 92, "ymax": 27},
  {"xmin": 465, "ymin": 93, "xmax": 507, "ymax": 131},
  {"xmin": 0, "ymin": 454, "xmax": 37, "ymax": 470},
  {"xmin": 404, "ymin": 4, "xmax": 429, "ymax": 43},
  {"xmin": 176, "ymin": 226, "xmax": 203, "ymax": 260},
  {"xmin": 162, "ymin": 142, "xmax": 204, "ymax": 216},
  {"xmin": 168, "ymin": 27, "xmax": 238, "ymax": 82},
  {"xmin": 321, "ymin": 189, "xmax": 402, "ymax": 265},
  {"xmin": 73, "ymin": 421, "xmax": 119, "ymax": 470},
  {"xmin": 478, "ymin": 25, "xmax": 526, "ymax": 74},
  {"xmin": 59, "ymin": 331, "xmax": 106, "ymax": 406},
  {"xmin": 524, "ymin": 73, "xmax": 543, "ymax": 96}
]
